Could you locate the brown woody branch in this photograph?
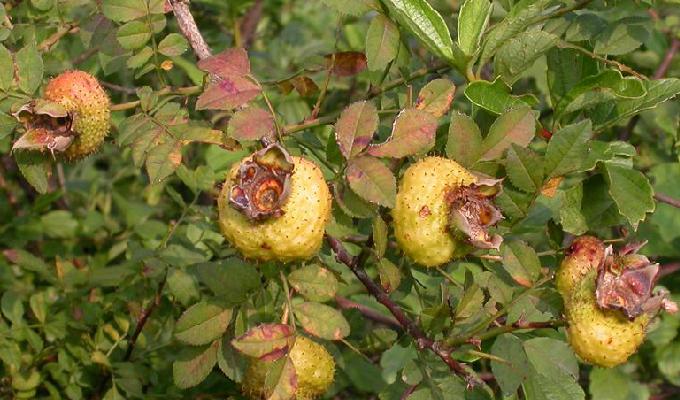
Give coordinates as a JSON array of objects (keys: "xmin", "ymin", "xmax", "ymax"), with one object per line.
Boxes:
[
  {"xmin": 168, "ymin": 0, "xmax": 212, "ymax": 60},
  {"xmin": 124, "ymin": 277, "xmax": 166, "ymax": 360},
  {"xmin": 653, "ymin": 38, "xmax": 680, "ymax": 80},
  {"xmin": 335, "ymin": 295, "xmax": 402, "ymax": 329},
  {"xmin": 326, "ymin": 236, "xmax": 478, "ymax": 386},
  {"xmin": 655, "ymin": 192, "xmax": 680, "ymax": 209}
]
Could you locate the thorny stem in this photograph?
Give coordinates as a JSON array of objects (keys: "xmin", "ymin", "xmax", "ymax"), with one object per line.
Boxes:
[
  {"xmin": 326, "ymin": 236, "xmax": 479, "ymax": 387},
  {"xmin": 168, "ymin": 0, "xmax": 212, "ymax": 60}
]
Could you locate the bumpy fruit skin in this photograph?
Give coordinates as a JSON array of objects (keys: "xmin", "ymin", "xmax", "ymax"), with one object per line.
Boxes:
[
  {"xmin": 556, "ymin": 236, "xmax": 605, "ymax": 300},
  {"xmin": 566, "ymin": 269, "xmax": 648, "ymax": 367},
  {"xmin": 44, "ymin": 70, "xmax": 110, "ymax": 160},
  {"xmin": 242, "ymin": 336, "xmax": 336, "ymax": 400},
  {"xmin": 218, "ymin": 156, "xmax": 331, "ymax": 262},
  {"xmin": 392, "ymin": 157, "xmax": 476, "ymax": 267}
]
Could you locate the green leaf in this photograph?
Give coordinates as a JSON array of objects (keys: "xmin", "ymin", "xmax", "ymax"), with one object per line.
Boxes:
[
  {"xmin": 546, "ymin": 48, "xmax": 598, "ymax": 108},
  {"xmin": 594, "ymin": 24, "xmax": 645, "ymax": 56},
  {"xmin": 288, "ymin": 264, "xmax": 338, "ymax": 303},
  {"xmin": 365, "ymin": 15, "xmax": 400, "ymax": 72},
  {"xmin": 127, "ymin": 46, "xmax": 154, "ymax": 69},
  {"xmin": 479, "ymin": 0, "xmax": 551, "ymax": 65},
  {"xmin": 145, "ymin": 139, "xmax": 182, "ymax": 184},
  {"xmin": 217, "ymin": 336, "xmax": 247, "ymax": 383},
  {"xmin": 335, "ymin": 101, "xmax": 379, "ymax": 159},
  {"xmin": 558, "ymin": 183, "xmax": 588, "ymax": 235},
  {"xmin": 175, "ymin": 302, "xmax": 232, "ymax": 346},
  {"xmin": 372, "ymin": 215, "xmax": 388, "ymax": 259},
  {"xmin": 380, "ymin": 344, "xmax": 417, "ymax": 384},
  {"xmin": 377, "ymin": 258, "xmax": 401, "ymax": 293},
  {"xmin": 480, "ymin": 106, "xmax": 535, "ymax": 161},
  {"xmin": 14, "ymin": 152, "xmax": 50, "ymax": 194},
  {"xmin": 457, "ymin": 0, "xmax": 492, "ymax": 57},
  {"xmin": 15, "ymin": 45, "xmax": 43, "ymax": 95},
  {"xmin": 658, "ymin": 342, "xmax": 680, "ymax": 386},
  {"xmin": 589, "ymin": 367, "xmax": 651, "ymax": 400},
  {"xmin": 194, "ymin": 260, "xmax": 260, "ymax": 304},
  {"xmin": 367, "ymin": 109, "xmax": 438, "ymax": 158},
  {"xmin": 158, "ymin": 33, "xmax": 188, "ymax": 56},
  {"xmin": 544, "ymin": 120, "xmax": 592, "ymax": 178},
  {"xmin": 263, "ymin": 356, "xmax": 297, "ymax": 400},
  {"xmin": 501, "ymin": 240, "xmax": 541, "ymax": 287},
  {"xmin": 490, "ymin": 334, "xmax": 529, "ymax": 396},
  {"xmin": 523, "ymin": 337, "xmax": 584, "ymax": 400},
  {"xmin": 102, "ymin": 0, "xmax": 149, "ymax": 22},
  {"xmin": 293, "ymin": 302, "xmax": 350, "ymax": 340},
  {"xmin": 172, "ymin": 341, "xmax": 219, "ymax": 389},
  {"xmin": 231, "ymin": 324, "xmax": 295, "ymax": 359},
  {"xmin": 602, "ymin": 162, "xmax": 655, "ymax": 228},
  {"xmin": 0, "ymin": 44, "xmax": 13, "ymax": 91},
  {"xmin": 465, "ymin": 78, "xmax": 537, "ymax": 114},
  {"xmin": 556, "ymin": 70, "xmax": 646, "ymax": 119},
  {"xmin": 319, "ymin": 0, "xmax": 380, "ymax": 15},
  {"xmin": 592, "ymin": 78, "xmax": 680, "ymax": 130},
  {"xmin": 446, "ymin": 112, "xmax": 483, "ymax": 168},
  {"xmin": 382, "ymin": 0, "xmax": 456, "ymax": 63},
  {"xmin": 117, "ymin": 21, "xmax": 152, "ymax": 49},
  {"xmin": 40, "ymin": 211, "xmax": 78, "ymax": 239},
  {"xmin": 505, "ymin": 144, "xmax": 543, "ymax": 193},
  {"xmin": 415, "ymin": 78, "xmax": 456, "ymax": 118},
  {"xmin": 495, "ymin": 30, "xmax": 558, "ymax": 85},
  {"xmin": 346, "ymin": 156, "xmax": 396, "ymax": 208}
]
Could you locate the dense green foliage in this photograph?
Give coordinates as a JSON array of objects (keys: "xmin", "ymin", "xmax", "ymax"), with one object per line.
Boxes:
[{"xmin": 1, "ymin": 0, "xmax": 680, "ymax": 399}]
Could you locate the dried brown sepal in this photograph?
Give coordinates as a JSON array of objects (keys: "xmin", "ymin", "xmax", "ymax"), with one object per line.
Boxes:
[
  {"xmin": 446, "ymin": 177, "xmax": 503, "ymax": 250},
  {"xmin": 11, "ymin": 100, "xmax": 74, "ymax": 158},
  {"xmin": 228, "ymin": 143, "xmax": 294, "ymax": 221},
  {"xmin": 596, "ymin": 242, "xmax": 678, "ymax": 319}
]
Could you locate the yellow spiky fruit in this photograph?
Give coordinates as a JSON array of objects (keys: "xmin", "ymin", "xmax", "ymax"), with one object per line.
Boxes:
[
  {"xmin": 565, "ymin": 269, "xmax": 648, "ymax": 368},
  {"xmin": 43, "ymin": 70, "xmax": 110, "ymax": 160},
  {"xmin": 242, "ymin": 336, "xmax": 336, "ymax": 400},
  {"xmin": 392, "ymin": 157, "xmax": 476, "ymax": 267},
  {"xmin": 218, "ymin": 156, "xmax": 331, "ymax": 262}
]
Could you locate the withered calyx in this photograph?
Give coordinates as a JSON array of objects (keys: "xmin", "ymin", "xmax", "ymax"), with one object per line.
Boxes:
[{"xmin": 229, "ymin": 144, "xmax": 295, "ymax": 221}]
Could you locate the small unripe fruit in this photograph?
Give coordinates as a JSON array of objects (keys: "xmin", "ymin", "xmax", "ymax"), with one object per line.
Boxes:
[
  {"xmin": 12, "ymin": 70, "xmax": 110, "ymax": 160},
  {"xmin": 242, "ymin": 336, "xmax": 335, "ymax": 400},
  {"xmin": 392, "ymin": 157, "xmax": 501, "ymax": 267},
  {"xmin": 218, "ymin": 152, "xmax": 331, "ymax": 262},
  {"xmin": 44, "ymin": 71, "xmax": 110, "ymax": 160}
]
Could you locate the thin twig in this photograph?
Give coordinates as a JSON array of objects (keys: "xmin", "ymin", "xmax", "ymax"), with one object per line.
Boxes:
[
  {"xmin": 558, "ymin": 41, "xmax": 647, "ymax": 80},
  {"xmin": 368, "ymin": 62, "xmax": 450, "ymax": 99},
  {"xmin": 326, "ymin": 236, "xmax": 478, "ymax": 386},
  {"xmin": 110, "ymin": 85, "xmax": 202, "ymax": 111},
  {"xmin": 101, "ymin": 81, "xmax": 137, "ymax": 94},
  {"xmin": 124, "ymin": 278, "xmax": 166, "ymax": 360},
  {"xmin": 655, "ymin": 192, "xmax": 680, "ymax": 209},
  {"xmin": 239, "ymin": 0, "xmax": 264, "ymax": 49},
  {"xmin": 335, "ymin": 295, "xmax": 402, "ymax": 329},
  {"xmin": 472, "ymin": 319, "xmax": 565, "ymax": 343},
  {"xmin": 38, "ymin": 23, "xmax": 78, "ymax": 52},
  {"xmin": 653, "ymin": 38, "xmax": 680, "ymax": 80}
]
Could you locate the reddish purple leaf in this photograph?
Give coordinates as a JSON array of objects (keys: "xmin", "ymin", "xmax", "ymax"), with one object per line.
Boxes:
[
  {"xmin": 227, "ymin": 107, "xmax": 274, "ymax": 141},
  {"xmin": 480, "ymin": 106, "xmax": 535, "ymax": 161},
  {"xmin": 415, "ymin": 79, "xmax": 456, "ymax": 118},
  {"xmin": 367, "ymin": 109, "xmax": 437, "ymax": 158},
  {"xmin": 326, "ymin": 51, "xmax": 367, "ymax": 77},
  {"xmin": 197, "ymin": 48, "xmax": 251, "ymax": 77},
  {"xmin": 335, "ymin": 101, "xmax": 378, "ymax": 159},
  {"xmin": 231, "ymin": 323, "xmax": 295, "ymax": 361},
  {"xmin": 196, "ymin": 75, "xmax": 261, "ymax": 110},
  {"xmin": 346, "ymin": 156, "xmax": 396, "ymax": 208}
]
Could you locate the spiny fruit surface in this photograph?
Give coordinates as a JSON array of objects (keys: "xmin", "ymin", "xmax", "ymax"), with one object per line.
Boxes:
[
  {"xmin": 556, "ymin": 235, "xmax": 605, "ymax": 301},
  {"xmin": 566, "ymin": 269, "xmax": 648, "ymax": 368},
  {"xmin": 44, "ymin": 70, "xmax": 110, "ymax": 160},
  {"xmin": 242, "ymin": 336, "xmax": 336, "ymax": 400},
  {"xmin": 218, "ymin": 156, "xmax": 331, "ymax": 262},
  {"xmin": 392, "ymin": 157, "xmax": 476, "ymax": 267}
]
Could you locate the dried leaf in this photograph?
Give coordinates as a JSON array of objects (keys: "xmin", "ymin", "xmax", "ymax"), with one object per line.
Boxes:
[
  {"xmin": 326, "ymin": 51, "xmax": 367, "ymax": 77},
  {"xmin": 231, "ymin": 324, "xmax": 295, "ymax": 361}
]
